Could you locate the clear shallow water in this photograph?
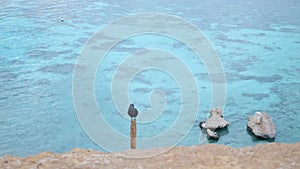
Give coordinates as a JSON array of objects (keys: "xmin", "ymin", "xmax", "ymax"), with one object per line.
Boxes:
[{"xmin": 1, "ymin": 0, "xmax": 300, "ymax": 156}]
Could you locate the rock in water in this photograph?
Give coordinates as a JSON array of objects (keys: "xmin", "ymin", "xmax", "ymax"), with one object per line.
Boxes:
[
  {"xmin": 204, "ymin": 115, "xmax": 230, "ymax": 130},
  {"xmin": 210, "ymin": 107, "xmax": 223, "ymax": 117},
  {"xmin": 204, "ymin": 108, "xmax": 230, "ymax": 130},
  {"xmin": 199, "ymin": 108, "xmax": 230, "ymax": 139},
  {"xmin": 247, "ymin": 112, "xmax": 276, "ymax": 139},
  {"xmin": 206, "ymin": 128, "xmax": 220, "ymax": 140}
]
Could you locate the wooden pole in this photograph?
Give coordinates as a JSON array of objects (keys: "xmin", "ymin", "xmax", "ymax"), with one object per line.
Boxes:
[{"xmin": 130, "ymin": 118, "xmax": 136, "ymax": 149}]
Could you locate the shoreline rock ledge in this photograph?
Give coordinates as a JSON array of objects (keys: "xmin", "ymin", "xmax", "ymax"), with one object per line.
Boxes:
[
  {"xmin": 1, "ymin": 143, "xmax": 300, "ymax": 169},
  {"xmin": 199, "ymin": 108, "xmax": 230, "ymax": 139},
  {"xmin": 247, "ymin": 111, "xmax": 276, "ymax": 139}
]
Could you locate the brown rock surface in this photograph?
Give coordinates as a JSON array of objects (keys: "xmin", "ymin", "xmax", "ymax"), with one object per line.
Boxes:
[{"xmin": 1, "ymin": 143, "xmax": 299, "ymax": 169}]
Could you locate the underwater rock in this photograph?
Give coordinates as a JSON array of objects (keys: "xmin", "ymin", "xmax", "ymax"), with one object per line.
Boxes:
[
  {"xmin": 247, "ymin": 112, "xmax": 276, "ymax": 139},
  {"xmin": 199, "ymin": 108, "xmax": 230, "ymax": 139}
]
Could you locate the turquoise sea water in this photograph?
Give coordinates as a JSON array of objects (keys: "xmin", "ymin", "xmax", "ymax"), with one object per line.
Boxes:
[{"xmin": 1, "ymin": 0, "xmax": 300, "ymax": 157}]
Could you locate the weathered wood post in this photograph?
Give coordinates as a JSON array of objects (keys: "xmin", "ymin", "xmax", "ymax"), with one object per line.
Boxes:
[
  {"xmin": 130, "ymin": 118, "xmax": 136, "ymax": 149},
  {"xmin": 128, "ymin": 104, "xmax": 138, "ymax": 149}
]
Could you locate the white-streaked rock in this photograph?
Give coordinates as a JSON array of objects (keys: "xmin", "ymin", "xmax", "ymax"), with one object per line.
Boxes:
[
  {"xmin": 247, "ymin": 112, "xmax": 276, "ymax": 139},
  {"xmin": 204, "ymin": 115, "xmax": 230, "ymax": 130},
  {"xmin": 206, "ymin": 128, "xmax": 220, "ymax": 140},
  {"xmin": 200, "ymin": 108, "xmax": 229, "ymax": 139},
  {"xmin": 205, "ymin": 108, "xmax": 229, "ymax": 130}
]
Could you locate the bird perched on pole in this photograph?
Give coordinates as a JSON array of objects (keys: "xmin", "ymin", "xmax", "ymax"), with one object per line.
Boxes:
[{"xmin": 128, "ymin": 104, "xmax": 138, "ymax": 119}]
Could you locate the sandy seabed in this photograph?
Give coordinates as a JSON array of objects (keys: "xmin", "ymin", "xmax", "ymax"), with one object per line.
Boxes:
[{"xmin": 1, "ymin": 142, "xmax": 299, "ymax": 169}]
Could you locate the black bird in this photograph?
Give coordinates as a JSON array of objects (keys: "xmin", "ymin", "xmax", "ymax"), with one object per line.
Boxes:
[
  {"xmin": 128, "ymin": 104, "xmax": 138, "ymax": 119},
  {"xmin": 199, "ymin": 121, "xmax": 206, "ymax": 129}
]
